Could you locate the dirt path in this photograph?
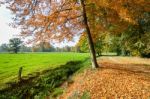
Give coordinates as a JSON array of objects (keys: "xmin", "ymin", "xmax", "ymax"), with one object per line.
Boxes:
[{"xmin": 60, "ymin": 57, "xmax": 150, "ymax": 99}]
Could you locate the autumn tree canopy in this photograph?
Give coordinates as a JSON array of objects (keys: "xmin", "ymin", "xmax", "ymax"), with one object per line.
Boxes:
[
  {"xmin": 76, "ymin": 0, "xmax": 149, "ymax": 57},
  {"xmin": 4, "ymin": 0, "xmax": 84, "ymax": 43}
]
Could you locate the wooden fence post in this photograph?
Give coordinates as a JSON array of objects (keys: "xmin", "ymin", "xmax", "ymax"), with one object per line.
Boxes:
[{"xmin": 18, "ymin": 67, "xmax": 23, "ymax": 81}]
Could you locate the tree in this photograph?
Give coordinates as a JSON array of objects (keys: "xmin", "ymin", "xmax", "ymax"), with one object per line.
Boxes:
[
  {"xmin": 77, "ymin": 32, "xmax": 104, "ymax": 56},
  {"xmin": 120, "ymin": 25, "xmax": 150, "ymax": 57},
  {"xmin": 20, "ymin": 45, "xmax": 32, "ymax": 52},
  {"xmin": 0, "ymin": 43, "xmax": 11, "ymax": 52},
  {"xmin": 31, "ymin": 41, "xmax": 55, "ymax": 52},
  {"xmin": 3, "ymin": 0, "xmax": 99, "ymax": 68},
  {"xmin": 38, "ymin": 41, "xmax": 51, "ymax": 52},
  {"xmin": 9, "ymin": 38, "xmax": 23, "ymax": 53},
  {"xmin": 80, "ymin": 0, "xmax": 98, "ymax": 68},
  {"xmin": 77, "ymin": 33, "xmax": 89, "ymax": 53}
]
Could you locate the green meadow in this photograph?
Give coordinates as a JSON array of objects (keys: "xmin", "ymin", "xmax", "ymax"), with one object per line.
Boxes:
[{"xmin": 0, "ymin": 52, "xmax": 89, "ymax": 88}]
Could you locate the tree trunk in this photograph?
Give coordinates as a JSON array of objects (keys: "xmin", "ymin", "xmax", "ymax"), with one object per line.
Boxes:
[
  {"xmin": 138, "ymin": 20, "xmax": 145, "ymax": 55},
  {"xmin": 14, "ymin": 49, "xmax": 18, "ymax": 54},
  {"xmin": 80, "ymin": 0, "xmax": 99, "ymax": 68}
]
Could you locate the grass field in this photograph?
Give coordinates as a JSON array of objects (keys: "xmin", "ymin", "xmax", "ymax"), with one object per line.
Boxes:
[{"xmin": 0, "ymin": 52, "xmax": 89, "ymax": 88}]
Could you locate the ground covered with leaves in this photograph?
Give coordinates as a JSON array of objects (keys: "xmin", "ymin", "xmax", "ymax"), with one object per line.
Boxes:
[{"xmin": 60, "ymin": 57, "xmax": 150, "ymax": 99}]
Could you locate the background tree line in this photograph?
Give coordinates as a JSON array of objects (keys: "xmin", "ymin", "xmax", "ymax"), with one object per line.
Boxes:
[{"xmin": 0, "ymin": 38, "xmax": 82, "ymax": 53}]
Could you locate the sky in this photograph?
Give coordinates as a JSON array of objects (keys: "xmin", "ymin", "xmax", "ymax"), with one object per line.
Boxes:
[
  {"xmin": 0, "ymin": 5, "xmax": 20, "ymax": 45},
  {"xmin": 0, "ymin": 5, "xmax": 78, "ymax": 47}
]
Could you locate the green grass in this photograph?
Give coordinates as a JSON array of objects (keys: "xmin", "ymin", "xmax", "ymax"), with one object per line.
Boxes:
[{"xmin": 0, "ymin": 52, "xmax": 89, "ymax": 88}]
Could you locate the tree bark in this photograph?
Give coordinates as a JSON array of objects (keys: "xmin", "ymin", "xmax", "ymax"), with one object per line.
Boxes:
[
  {"xmin": 80, "ymin": 0, "xmax": 99, "ymax": 68},
  {"xmin": 137, "ymin": 20, "xmax": 145, "ymax": 55}
]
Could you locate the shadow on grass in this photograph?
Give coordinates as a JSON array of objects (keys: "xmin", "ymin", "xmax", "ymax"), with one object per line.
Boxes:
[{"xmin": 0, "ymin": 59, "xmax": 89, "ymax": 99}]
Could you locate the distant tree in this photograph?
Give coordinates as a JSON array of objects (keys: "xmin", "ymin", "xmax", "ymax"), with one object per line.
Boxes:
[
  {"xmin": 32, "ymin": 42, "xmax": 56, "ymax": 52},
  {"xmin": 31, "ymin": 46, "xmax": 38, "ymax": 52},
  {"xmin": 39, "ymin": 42, "xmax": 52, "ymax": 52},
  {"xmin": 95, "ymin": 38, "xmax": 105, "ymax": 56},
  {"xmin": 0, "ymin": 43, "xmax": 11, "ymax": 52},
  {"xmin": 63, "ymin": 46, "xmax": 71, "ymax": 52},
  {"xmin": 20, "ymin": 45, "xmax": 32, "ymax": 52},
  {"xmin": 77, "ymin": 33, "xmax": 105, "ymax": 55},
  {"xmin": 9, "ymin": 38, "xmax": 23, "ymax": 53}
]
